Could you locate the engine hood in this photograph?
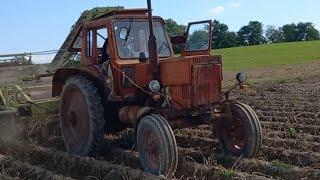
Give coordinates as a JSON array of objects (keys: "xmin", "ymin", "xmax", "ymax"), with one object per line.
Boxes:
[{"xmin": 160, "ymin": 55, "xmax": 222, "ymax": 109}]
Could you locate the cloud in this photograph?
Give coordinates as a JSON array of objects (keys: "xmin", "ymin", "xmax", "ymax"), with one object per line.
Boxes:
[
  {"xmin": 229, "ymin": 2, "xmax": 241, "ymax": 8},
  {"xmin": 211, "ymin": 6, "xmax": 225, "ymax": 15}
]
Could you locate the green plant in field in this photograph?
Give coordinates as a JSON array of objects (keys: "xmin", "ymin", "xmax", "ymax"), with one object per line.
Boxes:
[
  {"xmin": 271, "ymin": 160, "xmax": 291, "ymax": 172},
  {"xmin": 292, "ymin": 93, "xmax": 299, "ymax": 102},
  {"xmin": 273, "ymin": 78, "xmax": 289, "ymax": 84},
  {"xmin": 253, "ymin": 84, "xmax": 263, "ymax": 94},
  {"xmin": 174, "ymin": 129, "xmax": 182, "ymax": 136},
  {"xmin": 121, "ymin": 169, "xmax": 132, "ymax": 180},
  {"xmin": 288, "ymin": 127, "xmax": 297, "ymax": 136},
  {"xmin": 292, "ymin": 140, "xmax": 304, "ymax": 149},
  {"xmin": 220, "ymin": 168, "xmax": 236, "ymax": 177},
  {"xmin": 17, "ymin": 75, "xmax": 37, "ymax": 82},
  {"xmin": 203, "ymin": 155, "xmax": 217, "ymax": 167},
  {"xmin": 295, "ymin": 76, "xmax": 304, "ymax": 82},
  {"xmin": 218, "ymin": 154, "xmax": 234, "ymax": 166}
]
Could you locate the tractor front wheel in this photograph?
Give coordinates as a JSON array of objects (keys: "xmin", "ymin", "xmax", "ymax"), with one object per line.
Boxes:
[
  {"xmin": 216, "ymin": 102, "xmax": 262, "ymax": 158},
  {"xmin": 136, "ymin": 114, "xmax": 178, "ymax": 176},
  {"xmin": 60, "ymin": 76, "xmax": 105, "ymax": 156}
]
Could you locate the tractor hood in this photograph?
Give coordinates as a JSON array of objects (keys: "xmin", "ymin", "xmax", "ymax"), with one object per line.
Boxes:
[{"xmin": 160, "ymin": 55, "xmax": 222, "ymax": 109}]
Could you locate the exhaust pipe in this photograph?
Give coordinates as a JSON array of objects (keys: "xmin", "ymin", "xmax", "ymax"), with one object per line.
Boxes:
[{"xmin": 147, "ymin": 0, "xmax": 160, "ymax": 82}]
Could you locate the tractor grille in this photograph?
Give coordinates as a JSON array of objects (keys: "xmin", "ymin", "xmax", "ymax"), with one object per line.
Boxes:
[
  {"xmin": 191, "ymin": 56, "xmax": 222, "ymax": 106},
  {"xmin": 193, "ymin": 56, "xmax": 215, "ymax": 65}
]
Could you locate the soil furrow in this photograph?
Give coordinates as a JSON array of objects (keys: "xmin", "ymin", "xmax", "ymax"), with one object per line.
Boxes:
[
  {"xmin": 261, "ymin": 121, "xmax": 320, "ymax": 135},
  {"xmin": 0, "ymin": 173, "xmax": 18, "ymax": 180},
  {"xmin": 263, "ymin": 137, "xmax": 320, "ymax": 152},
  {"xmin": 264, "ymin": 130, "xmax": 320, "ymax": 142},
  {"xmin": 215, "ymin": 154, "xmax": 320, "ymax": 180},
  {"xmin": 259, "ymin": 116, "xmax": 318, "ymax": 125},
  {"xmin": 0, "ymin": 142, "xmax": 161, "ymax": 180},
  {"xmin": 260, "ymin": 146, "xmax": 320, "ymax": 168},
  {"xmin": 0, "ymin": 156, "xmax": 74, "ymax": 180}
]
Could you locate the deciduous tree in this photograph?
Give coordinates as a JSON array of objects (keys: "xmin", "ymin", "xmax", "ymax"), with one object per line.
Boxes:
[
  {"xmin": 238, "ymin": 21, "xmax": 264, "ymax": 46},
  {"xmin": 265, "ymin": 25, "xmax": 283, "ymax": 43}
]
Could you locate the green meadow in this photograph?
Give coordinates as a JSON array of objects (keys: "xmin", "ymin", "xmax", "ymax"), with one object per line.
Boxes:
[{"xmin": 213, "ymin": 40, "xmax": 320, "ymax": 71}]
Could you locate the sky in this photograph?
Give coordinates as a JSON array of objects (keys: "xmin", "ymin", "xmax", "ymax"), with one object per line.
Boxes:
[{"xmin": 0, "ymin": 0, "xmax": 319, "ymax": 63}]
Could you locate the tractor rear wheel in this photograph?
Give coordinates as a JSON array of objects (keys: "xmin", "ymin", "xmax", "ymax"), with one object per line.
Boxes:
[
  {"xmin": 136, "ymin": 114, "xmax": 178, "ymax": 176},
  {"xmin": 216, "ymin": 102, "xmax": 262, "ymax": 158},
  {"xmin": 60, "ymin": 76, "xmax": 105, "ymax": 156}
]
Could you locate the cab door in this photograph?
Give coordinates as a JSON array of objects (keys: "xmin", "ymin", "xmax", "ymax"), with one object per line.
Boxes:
[
  {"xmin": 81, "ymin": 20, "xmax": 109, "ymax": 66},
  {"xmin": 181, "ymin": 20, "xmax": 212, "ymax": 57}
]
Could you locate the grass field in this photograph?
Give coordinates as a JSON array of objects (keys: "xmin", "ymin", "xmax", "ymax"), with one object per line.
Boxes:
[{"xmin": 213, "ymin": 40, "xmax": 320, "ymax": 71}]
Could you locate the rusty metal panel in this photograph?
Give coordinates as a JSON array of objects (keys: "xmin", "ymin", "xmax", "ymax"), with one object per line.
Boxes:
[
  {"xmin": 192, "ymin": 64, "xmax": 221, "ymax": 106},
  {"xmin": 170, "ymin": 85, "xmax": 192, "ymax": 110},
  {"xmin": 160, "ymin": 59, "xmax": 191, "ymax": 86},
  {"xmin": 114, "ymin": 63, "xmax": 152, "ymax": 96},
  {"xmin": 119, "ymin": 106, "xmax": 152, "ymax": 124},
  {"xmin": 135, "ymin": 63, "xmax": 151, "ymax": 86}
]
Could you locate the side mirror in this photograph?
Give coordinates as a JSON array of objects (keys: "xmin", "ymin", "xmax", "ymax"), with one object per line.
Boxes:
[
  {"xmin": 170, "ymin": 35, "xmax": 186, "ymax": 45},
  {"xmin": 119, "ymin": 27, "xmax": 128, "ymax": 40}
]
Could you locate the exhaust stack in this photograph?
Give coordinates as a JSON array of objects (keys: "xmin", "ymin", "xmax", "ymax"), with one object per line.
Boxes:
[{"xmin": 147, "ymin": 0, "xmax": 160, "ymax": 81}]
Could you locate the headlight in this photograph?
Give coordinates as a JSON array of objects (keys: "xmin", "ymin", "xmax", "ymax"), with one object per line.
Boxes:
[
  {"xmin": 149, "ymin": 80, "xmax": 161, "ymax": 92},
  {"xmin": 236, "ymin": 72, "xmax": 247, "ymax": 83}
]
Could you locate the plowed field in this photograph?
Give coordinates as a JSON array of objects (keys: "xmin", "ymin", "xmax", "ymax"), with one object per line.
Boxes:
[{"xmin": 0, "ymin": 65, "xmax": 319, "ymax": 179}]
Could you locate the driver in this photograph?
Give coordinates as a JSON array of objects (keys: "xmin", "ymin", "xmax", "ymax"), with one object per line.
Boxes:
[
  {"xmin": 116, "ymin": 37, "xmax": 131, "ymax": 58},
  {"xmin": 116, "ymin": 25, "xmax": 144, "ymax": 58},
  {"xmin": 99, "ymin": 38, "xmax": 109, "ymax": 65}
]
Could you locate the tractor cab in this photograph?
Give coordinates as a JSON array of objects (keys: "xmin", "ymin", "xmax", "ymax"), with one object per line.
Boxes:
[{"xmin": 56, "ymin": 8, "xmax": 220, "ymax": 112}]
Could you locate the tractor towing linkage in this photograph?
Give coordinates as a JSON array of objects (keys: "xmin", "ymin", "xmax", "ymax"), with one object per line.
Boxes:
[{"xmin": 50, "ymin": 0, "xmax": 262, "ymax": 176}]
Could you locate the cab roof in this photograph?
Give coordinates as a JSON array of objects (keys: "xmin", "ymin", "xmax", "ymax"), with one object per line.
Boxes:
[{"xmin": 85, "ymin": 7, "xmax": 149, "ymax": 21}]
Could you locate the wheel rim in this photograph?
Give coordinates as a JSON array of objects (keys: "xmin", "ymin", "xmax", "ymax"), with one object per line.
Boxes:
[
  {"xmin": 140, "ymin": 128, "xmax": 160, "ymax": 170},
  {"xmin": 61, "ymin": 86, "xmax": 90, "ymax": 153},
  {"xmin": 221, "ymin": 109, "xmax": 247, "ymax": 154}
]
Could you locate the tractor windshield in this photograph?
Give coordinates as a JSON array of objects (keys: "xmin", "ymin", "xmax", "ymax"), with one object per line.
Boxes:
[{"xmin": 114, "ymin": 20, "xmax": 171, "ymax": 59}]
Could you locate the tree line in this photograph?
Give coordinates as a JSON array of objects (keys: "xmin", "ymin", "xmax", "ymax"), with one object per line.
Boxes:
[{"xmin": 165, "ymin": 19, "xmax": 320, "ymax": 50}]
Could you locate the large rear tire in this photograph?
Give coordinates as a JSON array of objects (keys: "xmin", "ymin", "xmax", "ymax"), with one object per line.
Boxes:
[
  {"xmin": 136, "ymin": 114, "xmax": 178, "ymax": 176},
  {"xmin": 216, "ymin": 102, "xmax": 262, "ymax": 158},
  {"xmin": 60, "ymin": 76, "xmax": 105, "ymax": 156}
]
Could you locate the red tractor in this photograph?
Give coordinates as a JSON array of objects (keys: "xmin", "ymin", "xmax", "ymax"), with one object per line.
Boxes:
[{"xmin": 52, "ymin": 1, "xmax": 262, "ymax": 176}]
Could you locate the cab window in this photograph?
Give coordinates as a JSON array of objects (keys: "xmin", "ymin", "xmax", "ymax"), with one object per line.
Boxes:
[
  {"xmin": 85, "ymin": 28, "xmax": 109, "ymax": 63},
  {"xmin": 114, "ymin": 20, "xmax": 171, "ymax": 59},
  {"xmin": 86, "ymin": 30, "xmax": 93, "ymax": 57},
  {"xmin": 97, "ymin": 28, "xmax": 108, "ymax": 49},
  {"xmin": 96, "ymin": 28, "xmax": 108, "ymax": 61},
  {"xmin": 185, "ymin": 22, "xmax": 210, "ymax": 51}
]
